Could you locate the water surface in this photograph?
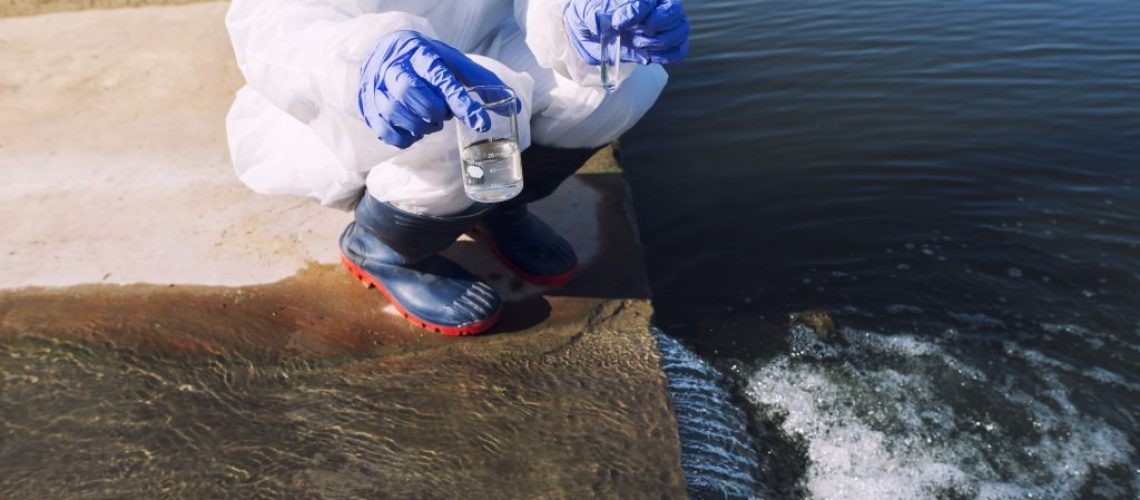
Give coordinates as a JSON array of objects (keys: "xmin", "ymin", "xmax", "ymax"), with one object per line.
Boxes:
[{"xmin": 623, "ymin": 0, "xmax": 1140, "ymax": 497}]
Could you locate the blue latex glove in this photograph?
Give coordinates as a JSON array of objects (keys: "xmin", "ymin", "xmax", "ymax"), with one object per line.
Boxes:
[
  {"xmin": 359, "ymin": 31, "xmax": 510, "ymax": 149},
  {"xmin": 564, "ymin": 0, "xmax": 690, "ymax": 66}
]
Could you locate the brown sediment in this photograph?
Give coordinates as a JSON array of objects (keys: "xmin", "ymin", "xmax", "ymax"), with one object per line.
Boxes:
[
  {"xmin": 0, "ymin": 261, "xmax": 602, "ymax": 360},
  {"xmin": 789, "ymin": 309, "xmax": 837, "ymax": 339}
]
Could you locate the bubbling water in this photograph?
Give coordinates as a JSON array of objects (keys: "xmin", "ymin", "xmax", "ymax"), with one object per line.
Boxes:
[{"xmin": 745, "ymin": 324, "xmax": 1137, "ymax": 499}]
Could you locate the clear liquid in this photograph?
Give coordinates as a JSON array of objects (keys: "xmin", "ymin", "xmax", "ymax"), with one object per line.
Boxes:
[
  {"xmin": 601, "ymin": 60, "xmax": 619, "ymax": 92},
  {"xmin": 460, "ymin": 138, "xmax": 523, "ymax": 203},
  {"xmin": 597, "ymin": 10, "xmax": 621, "ymax": 93}
]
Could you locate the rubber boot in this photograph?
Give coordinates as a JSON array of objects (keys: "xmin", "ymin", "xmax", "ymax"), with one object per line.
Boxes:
[
  {"xmin": 474, "ymin": 144, "xmax": 602, "ymax": 287},
  {"xmin": 340, "ymin": 191, "xmax": 501, "ymax": 335}
]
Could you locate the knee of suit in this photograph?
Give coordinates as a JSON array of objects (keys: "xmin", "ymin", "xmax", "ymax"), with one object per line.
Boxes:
[{"xmin": 530, "ymin": 64, "xmax": 668, "ymax": 149}]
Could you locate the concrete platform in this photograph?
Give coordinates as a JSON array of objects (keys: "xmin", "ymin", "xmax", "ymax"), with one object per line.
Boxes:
[{"xmin": 0, "ymin": 4, "xmax": 686, "ymax": 498}]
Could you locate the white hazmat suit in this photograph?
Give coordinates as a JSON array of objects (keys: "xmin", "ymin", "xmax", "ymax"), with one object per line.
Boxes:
[{"xmin": 225, "ymin": 0, "xmax": 668, "ymax": 215}]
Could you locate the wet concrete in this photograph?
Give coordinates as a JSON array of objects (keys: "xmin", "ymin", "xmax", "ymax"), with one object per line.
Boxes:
[
  {"xmin": 0, "ymin": 4, "xmax": 685, "ymax": 498},
  {"xmin": 1, "ymin": 175, "xmax": 685, "ymax": 499}
]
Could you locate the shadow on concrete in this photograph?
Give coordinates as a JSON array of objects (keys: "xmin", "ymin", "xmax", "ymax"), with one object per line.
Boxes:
[
  {"xmin": 550, "ymin": 173, "xmax": 653, "ymax": 301},
  {"xmin": 447, "ymin": 172, "xmax": 652, "ymax": 310},
  {"xmin": 428, "ymin": 169, "xmax": 654, "ymax": 335}
]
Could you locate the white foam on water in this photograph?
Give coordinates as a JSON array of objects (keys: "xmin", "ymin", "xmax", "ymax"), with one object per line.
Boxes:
[
  {"xmin": 947, "ymin": 311, "xmax": 1006, "ymax": 328},
  {"xmin": 1002, "ymin": 341, "xmax": 1140, "ymax": 392},
  {"xmin": 746, "ymin": 326, "xmax": 1136, "ymax": 499},
  {"xmin": 1041, "ymin": 322, "xmax": 1140, "ymax": 355},
  {"xmin": 885, "ymin": 304, "xmax": 924, "ymax": 315}
]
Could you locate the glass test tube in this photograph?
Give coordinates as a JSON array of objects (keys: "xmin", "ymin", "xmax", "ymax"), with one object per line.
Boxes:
[
  {"xmin": 596, "ymin": 10, "xmax": 621, "ymax": 93},
  {"xmin": 456, "ymin": 85, "xmax": 523, "ymax": 203}
]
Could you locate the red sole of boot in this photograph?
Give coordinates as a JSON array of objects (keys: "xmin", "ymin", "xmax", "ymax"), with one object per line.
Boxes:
[
  {"xmin": 470, "ymin": 224, "xmax": 577, "ymax": 288},
  {"xmin": 340, "ymin": 253, "xmax": 499, "ymax": 336}
]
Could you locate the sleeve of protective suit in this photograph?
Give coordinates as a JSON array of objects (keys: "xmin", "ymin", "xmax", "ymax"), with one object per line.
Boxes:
[
  {"xmin": 226, "ymin": 0, "xmax": 441, "ymax": 127},
  {"xmin": 513, "ymin": 0, "xmax": 632, "ymax": 88}
]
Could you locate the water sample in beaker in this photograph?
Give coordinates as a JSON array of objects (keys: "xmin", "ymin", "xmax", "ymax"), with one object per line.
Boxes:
[
  {"xmin": 457, "ymin": 85, "xmax": 523, "ymax": 203},
  {"xmin": 596, "ymin": 10, "xmax": 621, "ymax": 93},
  {"xmin": 461, "ymin": 138, "xmax": 522, "ymax": 202}
]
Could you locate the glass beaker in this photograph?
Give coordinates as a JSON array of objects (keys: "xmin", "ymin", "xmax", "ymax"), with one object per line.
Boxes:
[
  {"xmin": 456, "ymin": 85, "xmax": 523, "ymax": 203},
  {"xmin": 596, "ymin": 10, "xmax": 621, "ymax": 93}
]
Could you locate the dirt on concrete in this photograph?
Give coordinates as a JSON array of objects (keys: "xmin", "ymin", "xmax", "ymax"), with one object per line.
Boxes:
[
  {"xmin": 0, "ymin": 0, "xmax": 214, "ymax": 17},
  {"xmin": 0, "ymin": 171, "xmax": 684, "ymax": 499}
]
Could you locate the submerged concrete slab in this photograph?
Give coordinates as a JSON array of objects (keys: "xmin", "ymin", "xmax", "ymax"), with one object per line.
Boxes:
[{"xmin": 0, "ymin": 4, "xmax": 686, "ymax": 498}]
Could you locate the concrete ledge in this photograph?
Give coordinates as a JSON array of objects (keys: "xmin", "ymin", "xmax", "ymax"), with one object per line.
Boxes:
[
  {"xmin": 0, "ymin": 3, "xmax": 685, "ymax": 497},
  {"xmin": 0, "ymin": 0, "xmax": 214, "ymax": 17}
]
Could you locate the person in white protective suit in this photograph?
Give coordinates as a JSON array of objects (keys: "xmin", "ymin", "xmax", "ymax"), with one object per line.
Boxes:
[{"xmin": 225, "ymin": 0, "xmax": 690, "ymax": 335}]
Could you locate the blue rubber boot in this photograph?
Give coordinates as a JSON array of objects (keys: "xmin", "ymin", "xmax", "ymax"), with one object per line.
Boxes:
[
  {"xmin": 474, "ymin": 144, "xmax": 602, "ymax": 287},
  {"xmin": 340, "ymin": 192, "xmax": 500, "ymax": 335}
]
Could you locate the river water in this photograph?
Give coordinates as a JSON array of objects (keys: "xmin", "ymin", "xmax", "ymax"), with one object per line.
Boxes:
[{"xmin": 621, "ymin": 0, "xmax": 1139, "ymax": 498}]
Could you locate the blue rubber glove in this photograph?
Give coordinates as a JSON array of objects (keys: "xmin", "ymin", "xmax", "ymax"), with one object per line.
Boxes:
[
  {"xmin": 359, "ymin": 31, "xmax": 508, "ymax": 149},
  {"xmin": 564, "ymin": 0, "xmax": 690, "ymax": 66}
]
